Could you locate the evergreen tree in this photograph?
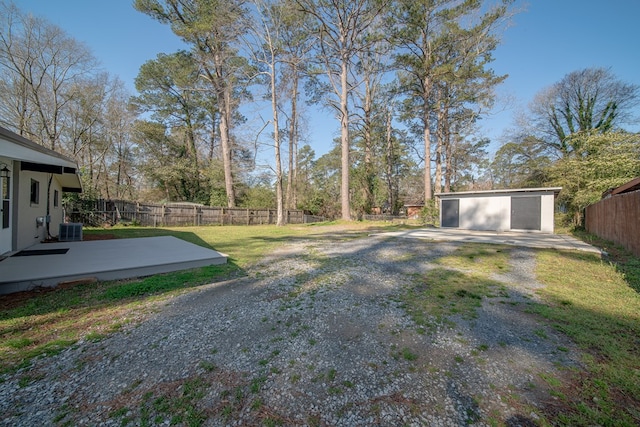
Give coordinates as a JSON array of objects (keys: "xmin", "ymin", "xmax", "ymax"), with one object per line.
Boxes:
[{"xmin": 135, "ymin": 0, "xmax": 251, "ymax": 207}]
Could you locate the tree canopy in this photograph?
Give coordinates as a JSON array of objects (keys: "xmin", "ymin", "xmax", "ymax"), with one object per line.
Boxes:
[{"xmin": 497, "ymin": 67, "xmax": 640, "ymax": 225}]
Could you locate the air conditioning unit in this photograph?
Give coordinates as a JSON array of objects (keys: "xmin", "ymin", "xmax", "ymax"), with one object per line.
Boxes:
[{"xmin": 59, "ymin": 223, "xmax": 83, "ymax": 242}]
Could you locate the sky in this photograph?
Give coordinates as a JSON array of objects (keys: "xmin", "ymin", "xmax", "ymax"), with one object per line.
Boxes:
[{"xmin": 9, "ymin": 0, "xmax": 640, "ymax": 160}]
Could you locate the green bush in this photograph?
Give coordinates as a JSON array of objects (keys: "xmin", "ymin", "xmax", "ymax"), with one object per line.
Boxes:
[{"xmin": 420, "ymin": 200, "xmax": 439, "ymax": 226}]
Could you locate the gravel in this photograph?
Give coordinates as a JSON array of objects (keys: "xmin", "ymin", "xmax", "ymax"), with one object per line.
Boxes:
[{"xmin": 0, "ymin": 235, "xmax": 581, "ymax": 426}]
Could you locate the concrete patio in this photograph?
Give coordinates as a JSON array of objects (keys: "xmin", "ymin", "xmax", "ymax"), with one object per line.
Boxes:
[{"xmin": 0, "ymin": 236, "xmax": 227, "ymax": 295}]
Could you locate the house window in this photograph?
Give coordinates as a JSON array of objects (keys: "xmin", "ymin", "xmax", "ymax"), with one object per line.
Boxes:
[
  {"xmin": 30, "ymin": 179, "xmax": 39, "ymax": 205},
  {"xmin": 54, "ymin": 189, "xmax": 59, "ymax": 208}
]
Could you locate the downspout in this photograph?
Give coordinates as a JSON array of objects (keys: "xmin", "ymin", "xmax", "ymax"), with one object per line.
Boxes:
[{"xmin": 46, "ymin": 173, "xmax": 53, "ymax": 239}]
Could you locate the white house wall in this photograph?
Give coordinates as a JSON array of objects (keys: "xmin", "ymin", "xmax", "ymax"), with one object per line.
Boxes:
[{"xmin": 16, "ymin": 167, "xmax": 64, "ymax": 250}]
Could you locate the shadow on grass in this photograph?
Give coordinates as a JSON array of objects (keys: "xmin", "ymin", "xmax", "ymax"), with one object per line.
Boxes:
[{"xmin": 571, "ymin": 229, "xmax": 640, "ymax": 294}]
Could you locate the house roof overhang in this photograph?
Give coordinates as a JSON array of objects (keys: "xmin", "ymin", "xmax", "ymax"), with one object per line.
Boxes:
[{"xmin": 0, "ymin": 126, "xmax": 82, "ymax": 192}]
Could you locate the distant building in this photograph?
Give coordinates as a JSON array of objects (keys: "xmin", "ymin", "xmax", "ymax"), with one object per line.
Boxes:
[{"xmin": 404, "ymin": 204, "xmax": 424, "ymax": 220}]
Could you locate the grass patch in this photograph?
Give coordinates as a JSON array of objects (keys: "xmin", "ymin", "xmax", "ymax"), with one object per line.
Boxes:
[
  {"xmin": 402, "ymin": 267, "xmax": 503, "ymax": 329},
  {"xmin": 532, "ymin": 248, "xmax": 640, "ymax": 425},
  {"xmin": 571, "ymin": 229, "xmax": 640, "ymax": 293},
  {"xmin": 0, "ymin": 264, "xmax": 234, "ymax": 373},
  {"xmin": 132, "ymin": 377, "xmax": 209, "ymax": 426},
  {"xmin": 401, "ymin": 347, "xmax": 418, "ymax": 361},
  {"xmin": 400, "ymin": 243, "xmax": 511, "ymax": 330},
  {"xmin": 436, "ymin": 244, "xmax": 511, "ymax": 274},
  {"xmin": 99, "ymin": 264, "xmax": 237, "ymax": 300}
]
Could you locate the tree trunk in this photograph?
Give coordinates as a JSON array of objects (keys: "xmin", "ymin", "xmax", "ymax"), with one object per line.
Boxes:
[
  {"xmin": 442, "ymin": 94, "xmax": 452, "ymax": 193},
  {"xmin": 423, "ymin": 91, "xmax": 432, "ymax": 202},
  {"xmin": 385, "ymin": 106, "xmax": 396, "ymax": 214},
  {"xmin": 286, "ymin": 67, "xmax": 299, "ymax": 210},
  {"xmin": 271, "ymin": 66, "xmax": 285, "ymax": 226},
  {"xmin": 340, "ymin": 55, "xmax": 350, "ymax": 221},
  {"xmin": 219, "ymin": 83, "xmax": 236, "ymax": 207},
  {"xmin": 444, "ymin": 130, "xmax": 453, "ymax": 193},
  {"xmin": 434, "ymin": 98, "xmax": 443, "ymax": 195},
  {"xmin": 362, "ymin": 73, "xmax": 374, "ymax": 215},
  {"xmin": 208, "ymin": 111, "xmax": 218, "ymax": 160}
]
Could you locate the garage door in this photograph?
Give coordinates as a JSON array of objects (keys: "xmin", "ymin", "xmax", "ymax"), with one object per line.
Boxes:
[
  {"xmin": 511, "ymin": 196, "xmax": 541, "ymax": 230},
  {"xmin": 441, "ymin": 199, "xmax": 459, "ymax": 228}
]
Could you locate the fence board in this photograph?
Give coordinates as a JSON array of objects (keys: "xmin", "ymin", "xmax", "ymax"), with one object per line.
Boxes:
[{"xmin": 585, "ymin": 190, "xmax": 640, "ymax": 257}]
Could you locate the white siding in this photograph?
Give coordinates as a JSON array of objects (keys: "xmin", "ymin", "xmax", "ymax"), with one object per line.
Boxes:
[
  {"xmin": 459, "ymin": 195, "xmax": 510, "ymax": 231},
  {"xmin": 16, "ymin": 168, "xmax": 65, "ymax": 250},
  {"xmin": 540, "ymin": 193, "xmax": 555, "ymax": 233}
]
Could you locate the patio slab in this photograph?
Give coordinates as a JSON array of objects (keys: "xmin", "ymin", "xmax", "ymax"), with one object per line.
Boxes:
[
  {"xmin": 0, "ymin": 236, "xmax": 227, "ymax": 295},
  {"xmin": 373, "ymin": 228, "xmax": 602, "ymax": 253}
]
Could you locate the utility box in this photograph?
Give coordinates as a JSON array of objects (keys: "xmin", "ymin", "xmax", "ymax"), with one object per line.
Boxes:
[{"xmin": 59, "ymin": 223, "xmax": 83, "ymax": 241}]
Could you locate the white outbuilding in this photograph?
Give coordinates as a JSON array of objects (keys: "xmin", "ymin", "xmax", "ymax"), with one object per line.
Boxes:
[{"xmin": 436, "ymin": 187, "xmax": 562, "ymax": 233}]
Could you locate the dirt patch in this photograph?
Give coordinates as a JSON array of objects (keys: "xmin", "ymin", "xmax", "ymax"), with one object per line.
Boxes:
[{"xmin": 0, "ymin": 286, "xmax": 59, "ymax": 310}]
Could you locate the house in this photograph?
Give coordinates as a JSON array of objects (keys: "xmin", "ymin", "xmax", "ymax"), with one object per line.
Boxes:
[
  {"xmin": 0, "ymin": 126, "xmax": 82, "ymax": 256},
  {"xmin": 436, "ymin": 187, "xmax": 562, "ymax": 233},
  {"xmin": 404, "ymin": 204, "xmax": 424, "ymax": 220}
]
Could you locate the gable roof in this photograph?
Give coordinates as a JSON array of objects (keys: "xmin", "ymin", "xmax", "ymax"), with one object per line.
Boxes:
[{"xmin": 0, "ymin": 126, "xmax": 82, "ymax": 192}]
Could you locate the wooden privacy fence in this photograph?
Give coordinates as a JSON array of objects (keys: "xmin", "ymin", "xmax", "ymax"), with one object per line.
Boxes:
[
  {"xmin": 585, "ymin": 189, "xmax": 640, "ymax": 258},
  {"xmin": 66, "ymin": 199, "xmax": 324, "ymax": 227},
  {"xmin": 362, "ymin": 214, "xmax": 408, "ymax": 221}
]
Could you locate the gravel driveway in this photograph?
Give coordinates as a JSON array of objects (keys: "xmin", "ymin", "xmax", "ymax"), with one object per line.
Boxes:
[{"xmin": 0, "ymin": 233, "xmax": 580, "ymax": 426}]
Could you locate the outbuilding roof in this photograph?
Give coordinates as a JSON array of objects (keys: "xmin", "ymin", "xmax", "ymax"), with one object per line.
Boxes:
[{"xmin": 436, "ymin": 187, "xmax": 562, "ymax": 198}]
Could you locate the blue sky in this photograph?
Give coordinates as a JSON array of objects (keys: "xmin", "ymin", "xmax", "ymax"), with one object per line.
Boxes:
[{"xmin": 10, "ymin": 0, "xmax": 640, "ymax": 159}]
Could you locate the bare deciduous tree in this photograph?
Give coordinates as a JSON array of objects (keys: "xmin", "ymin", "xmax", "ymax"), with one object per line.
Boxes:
[
  {"xmin": 0, "ymin": 0, "xmax": 97, "ymax": 151},
  {"xmin": 530, "ymin": 67, "xmax": 640, "ymax": 157}
]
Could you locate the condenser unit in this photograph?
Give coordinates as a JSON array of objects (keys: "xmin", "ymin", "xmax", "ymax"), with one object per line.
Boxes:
[{"xmin": 59, "ymin": 223, "xmax": 83, "ymax": 242}]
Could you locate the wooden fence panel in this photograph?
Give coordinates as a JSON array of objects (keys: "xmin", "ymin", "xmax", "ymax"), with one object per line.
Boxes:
[
  {"xmin": 585, "ymin": 190, "xmax": 640, "ymax": 257},
  {"xmin": 65, "ymin": 199, "xmax": 319, "ymax": 227}
]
